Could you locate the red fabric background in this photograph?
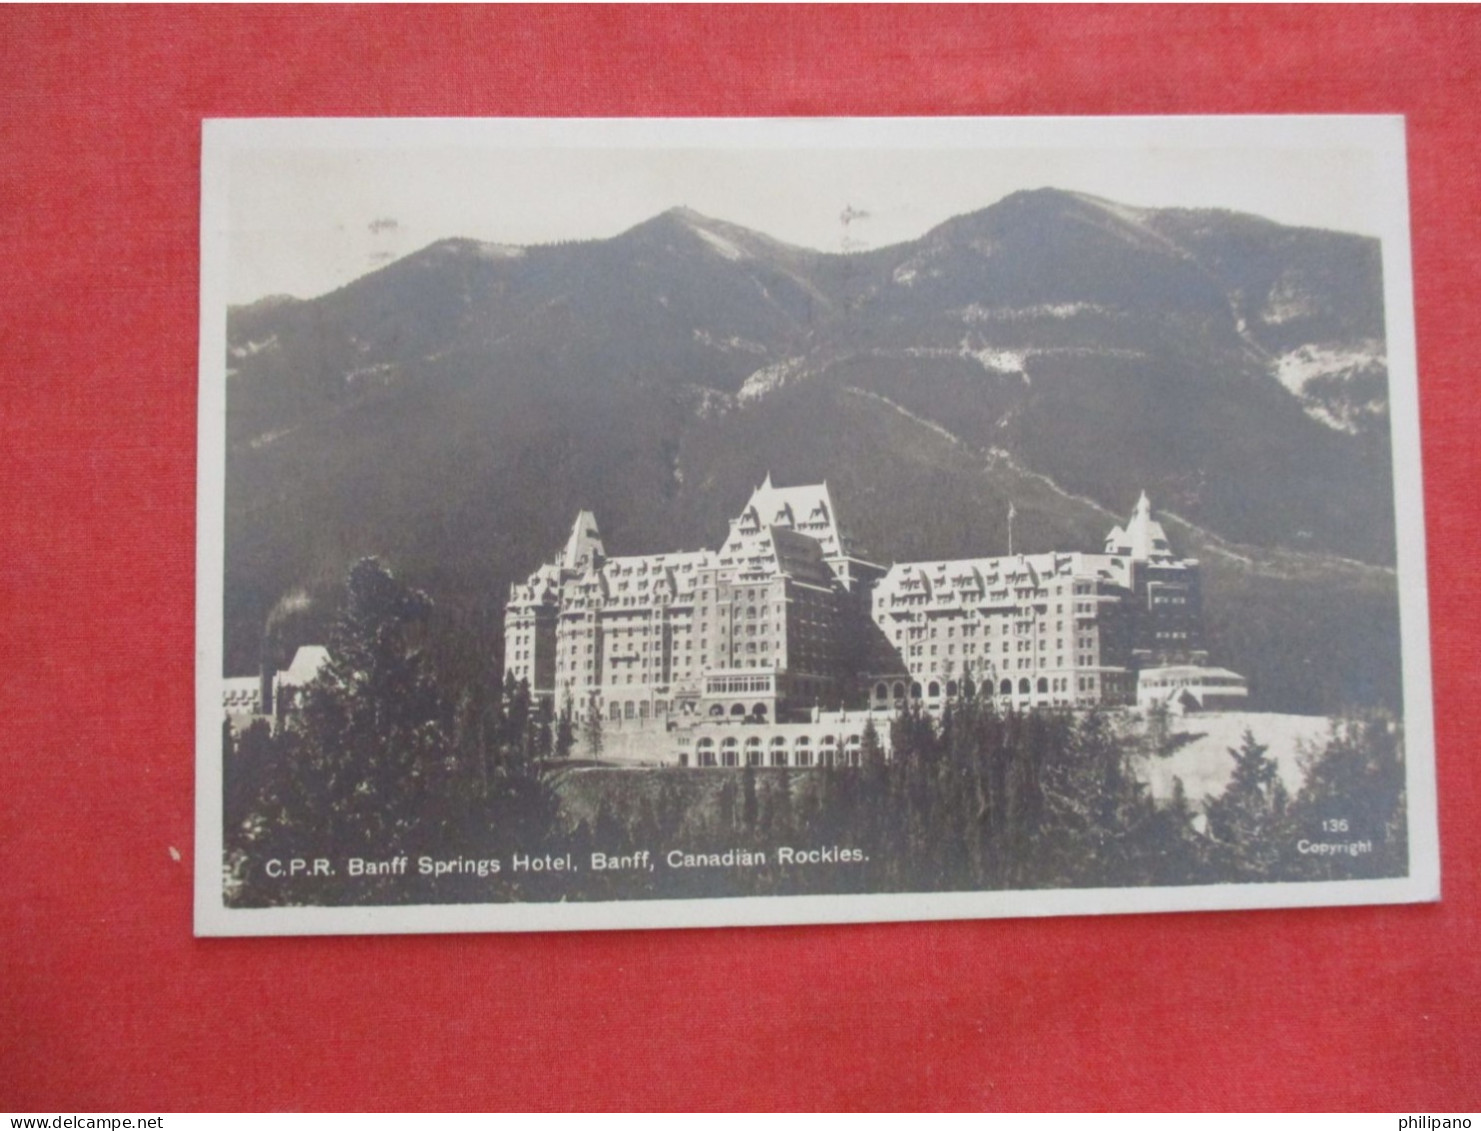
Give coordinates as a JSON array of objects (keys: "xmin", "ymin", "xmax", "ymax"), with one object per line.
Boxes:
[{"xmin": 2, "ymin": 5, "xmax": 1478, "ymax": 1112}]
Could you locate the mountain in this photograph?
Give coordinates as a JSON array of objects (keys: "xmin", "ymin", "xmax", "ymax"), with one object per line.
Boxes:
[{"xmin": 223, "ymin": 190, "xmax": 1401, "ymax": 714}]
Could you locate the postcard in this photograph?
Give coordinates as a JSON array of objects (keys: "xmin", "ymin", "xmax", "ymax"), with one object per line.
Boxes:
[{"xmin": 196, "ymin": 116, "xmax": 1437, "ymax": 935}]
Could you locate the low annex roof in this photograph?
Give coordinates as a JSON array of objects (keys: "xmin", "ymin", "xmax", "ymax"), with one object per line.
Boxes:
[{"xmin": 1138, "ymin": 665, "xmax": 1245, "ymax": 681}]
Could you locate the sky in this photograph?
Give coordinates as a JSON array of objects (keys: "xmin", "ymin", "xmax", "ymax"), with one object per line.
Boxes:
[{"xmin": 215, "ymin": 117, "xmax": 1405, "ymax": 305}]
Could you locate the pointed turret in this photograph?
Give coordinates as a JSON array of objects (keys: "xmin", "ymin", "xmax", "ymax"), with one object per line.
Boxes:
[
  {"xmin": 1105, "ymin": 491, "xmax": 1175, "ymax": 562},
  {"xmin": 561, "ymin": 510, "xmax": 605, "ymax": 571}
]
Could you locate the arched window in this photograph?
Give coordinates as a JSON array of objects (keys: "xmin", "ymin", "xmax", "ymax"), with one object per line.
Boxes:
[
  {"xmin": 874, "ymin": 682, "xmax": 888, "ymax": 700},
  {"xmin": 911, "ymin": 682, "xmax": 922, "ymax": 699},
  {"xmin": 1019, "ymin": 678, "xmax": 1031, "ymax": 694},
  {"xmin": 752, "ymin": 702, "xmax": 768, "ymax": 719},
  {"xmin": 1037, "ymin": 677, "xmax": 1048, "ymax": 694},
  {"xmin": 946, "ymin": 680, "xmax": 958, "ymax": 697},
  {"xmin": 722, "ymin": 749, "xmax": 738, "ymax": 767},
  {"xmin": 771, "ymin": 736, "xmax": 787, "ymax": 747},
  {"xmin": 964, "ymin": 679, "xmax": 976, "ymax": 699},
  {"xmin": 794, "ymin": 735, "xmax": 810, "ymax": 746},
  {"xmin": 893, "ymin": 681, "xmax": 906, "ymax": 700},
  {"xmin": 846, "ymin": 734, "xmax": 861, "ymax": 747},
  {"xmin": 928, "ymin": 681, "xmax": 941, "ymax": 698},
  {"xmin": 820, "ymin": 750, "xmax": 834, "ymax": 768},
  {"xmin": 730, "ymin": 703, "xmax": 746, "ymax": 717},
  {"xmin": 709, "ymin": 704, "xmax": 725, "ymax": 716},
  {"xmin": 771, "ymin": 748, "xmax": 789, "ymax": 767},
  {"xmin": 638, "ymin": 702, "xmax": 649, "ymax": 719},
  {"xmin": 1000, "ymin": 679, "xmax": 1012, "ymax": 695},
  {"xmin": 624, "ymin": 701, "xmax": 635, "ymax": 719},
  {"xmin": 610, "ymin": 702, "xmax": 622, "ymax": 721}
]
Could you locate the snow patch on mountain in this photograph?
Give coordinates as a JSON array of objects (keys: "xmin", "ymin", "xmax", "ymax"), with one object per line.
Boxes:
[
  {"xmin": 676, "ymin": 383, "xmax": 734, "ymax": 420},
  {"xmin": 1300, "ymin": 403, "xmax": 1359, "ymax": 434},
  {"xmin": 229, "ymin": 334, "xmax": 278, "ymax": 360},
  {"xmin": 473, "ymin": 242, "xmax": 525, "ymax": 260},
  {"xmin": 693, "ymin": 329, "xmax": 769, "ymax": 356},
  {"xmin": 1079, "ymin": 194, "xmax": 1150, "ymax": 229},
  {"xmin": 1068, "ymin": 193, "xmax": 1192, "ymax": 260},
  {"xmin": 738, "ymin": 357, "xmax": 812, "ymax": 404},
  {"xmin": 344, "ymin": 362, "xmax": 397, "ymax": 387},
  {"xmin": 962, "ymin": 341, "xmax": 1029, "ymax": 380},
  {"xmin": 1273, "ymin": 340, "xmax": 1389, "ymax": 434},
  {"xmin": 690, "ymin": 224, "xmax": 746, "ymax": 261},
  {"xmin": 843, "ymin": 386, "xmax": 964, "ymax": 449},
  {"xmin": 1274, "ymin": 341, "xmax": 1381, "ymax": 396},
  {"xmin": 893, "ymin": 258, "xmax": 945, "ymax": 286},
  {"xmin": 1261, "ymin": 272, "xmax": 1321, "ymax": 325},
  {"xmin": 959, "ymin": 302, "xmax": 1110, "ymax": 323},
  {"xmin": 249, "ymin": 424, "xmax": 300, "ymax": 450}
]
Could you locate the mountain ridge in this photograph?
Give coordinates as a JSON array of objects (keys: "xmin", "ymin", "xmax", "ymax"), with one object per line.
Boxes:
[{"xmin": 223, "ymin": 188, "xmax": 1401, "ymax": 714}]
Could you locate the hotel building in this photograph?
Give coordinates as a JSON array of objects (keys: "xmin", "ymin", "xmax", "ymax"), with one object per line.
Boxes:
[
  {"xmin": 866, "ymin": 491, "xmax": 1208, "ymax": 713},
  {"xmin": 503, "ymin": 476, "xmax": 883, "ymax": 726},
  {"xmin": 505, "ymin": 481, "xmax": 1234, "ymax": 744}
]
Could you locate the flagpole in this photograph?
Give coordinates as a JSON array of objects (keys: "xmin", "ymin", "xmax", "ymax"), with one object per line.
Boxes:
[{"xmin": 1008, "ymin": 501, "xmax": 1015, "ymax": 556}]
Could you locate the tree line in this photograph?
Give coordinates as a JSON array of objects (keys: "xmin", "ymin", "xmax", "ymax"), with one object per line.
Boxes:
[{"xmin": 224, "ymin": 558, "xmax": 1408, "ymax": 907}]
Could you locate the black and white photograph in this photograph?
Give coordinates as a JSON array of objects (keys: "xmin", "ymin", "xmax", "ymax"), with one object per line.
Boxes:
[{"xmin": 195, "ymin": 116, "xmax": 1437, "ymax": 935}]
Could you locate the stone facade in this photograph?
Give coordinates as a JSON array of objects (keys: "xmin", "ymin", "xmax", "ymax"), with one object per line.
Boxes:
[
  {"xmin": 505, "ymin": 481, "xmax": 1235, "ymax": 746},
  {"xmin": 866, "ymin": 492, "xmax": 1208, "ymax": 714},
  {"xmin": 674, "ymin": 708, "xmax": 894, "ymax": 768},
  {"xmin": 504, "ymin": 476, "xmax": 883, "ymax": 727}
]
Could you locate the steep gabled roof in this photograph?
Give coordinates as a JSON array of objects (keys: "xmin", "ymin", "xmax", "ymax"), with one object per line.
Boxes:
[
  {"xmin": 561, "ymin": 510, "xmax": 605, "ymax": 570},
  {"xmin": 729, "ymin": 475, "xmax": 850, "ymax": 558},
  {"xmin": 1104, "ymin": 491, "xmax": 1176, "ymax": 562}
]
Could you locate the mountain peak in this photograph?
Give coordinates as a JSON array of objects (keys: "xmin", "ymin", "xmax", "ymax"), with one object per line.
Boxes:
[
  {"xmin": 621, "ymin": 206, "xmax": 779, "ymax": 263},
  {"xmin": 627, "ymin": 205, "xmax": 720, "ymax": 235}
]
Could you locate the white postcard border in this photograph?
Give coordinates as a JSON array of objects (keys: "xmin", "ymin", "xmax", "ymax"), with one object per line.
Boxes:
[{"xmin": 195, "ymin": 115, "xmax": 1438, "ymax": 937}]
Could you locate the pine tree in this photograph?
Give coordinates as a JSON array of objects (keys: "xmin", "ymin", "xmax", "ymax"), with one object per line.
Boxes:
[
  {"xmin": 531, "ymin": 698, "xmax": 553, "ymax": 761},
  {"xmin": 860, "ymin": 717, "xmax": 885, "ymax": 768},
  {"xmin": 554, "ymin": 706, "xmax": 575, "ymax": 759},
  {"xmin": 274, "ymin": 557, "xmax": 456, "ymax": 862},
  {"xmin": 1204, "ymin": 729, "xmax": 1291, "ymax": 880},
  {"xmin": 741, "ymin": 762, "xmax": 758, "ymax": 830},
  {"xmin": 716, "ymin": 776, "xmax": 738, "ymax": 831},
  {"xmin": 501, "ymin": 673, "xmax": 531, "ymax": 764},
  {"xmin": 1142, "ymin": 775, "xmax": 1211, "ymax": 885},
  {"xmin": 582, "ymin": 695, "xmax": 604, "ymax": 760},
  {"xmin": 1286, "ymin": 715, "xmax": 1407, "ymax": 878}
]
